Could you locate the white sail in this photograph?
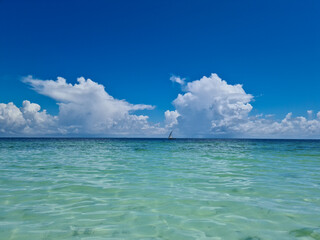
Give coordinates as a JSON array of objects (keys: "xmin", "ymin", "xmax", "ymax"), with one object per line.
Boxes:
[{"xmin": 168, "ymin": 130, "xmax": 173, "ymax": 139}]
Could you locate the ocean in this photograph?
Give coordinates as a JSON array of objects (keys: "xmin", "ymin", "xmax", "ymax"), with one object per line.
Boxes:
[{"xmin": 0, "ymin": 138, "xmax": 319, "ymax": 239}]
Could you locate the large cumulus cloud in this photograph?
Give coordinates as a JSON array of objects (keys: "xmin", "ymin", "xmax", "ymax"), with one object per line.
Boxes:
[
  {"xmin": 166, "ymin": 73, "xmax": 320, "ymax": 138},
  {"xmin": 0, "ymin": 76, "xmax": 164, "ymax": 136},
  {"xmin": 22, "ymin": 76, "xmax": 159, "ymax": 135},
  {"xmin": 167, "ymin": 73, "xmax": 253, "ymax": 136}
]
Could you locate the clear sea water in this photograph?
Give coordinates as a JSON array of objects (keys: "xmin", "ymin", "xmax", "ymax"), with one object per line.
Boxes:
[{"xmin": 0, "ymin": 138, "xmax": 319, "ymax": 240}]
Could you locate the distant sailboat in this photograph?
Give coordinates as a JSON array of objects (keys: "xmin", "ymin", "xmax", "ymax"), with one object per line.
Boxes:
[{"xmin": 168, "ymin": 130, "xmax": 175, "ymax": 140}]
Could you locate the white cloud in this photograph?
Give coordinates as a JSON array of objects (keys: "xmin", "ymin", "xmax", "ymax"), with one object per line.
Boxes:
[
  {"xmin": 166, "ymin": 73, "xmax": 320, "ymax": 138},
  {"xmin": 235, "ymin": 113, "xmax": 320, "ymax": 138},
  {"xmin": 170, "ymin": 75, "xmax": 186, "ymax": 85},
  {"xmin": 0, "ymin": 76, "xmax": 164, "ymax": 136},
  {"xmin": 164, "ymin": 110, "xmax": 180, "ymax": 128},
  {"xmin": 0, "ymin": 74, "xmax": 319, "ymax": 138},
  {"xmin": 0, "ymin": 102, "xmax": 26, "ymax": 133},
  {"xmin": 0, "ymin": 100, "xmax": 57, "ymax": 135},
  {"xmin": 170, "ymin": 73, "xmax": 253, "ymax": 136},
  {"xmin": 23, "ymin": 76, "xmax": 164, "ymax": 135}
]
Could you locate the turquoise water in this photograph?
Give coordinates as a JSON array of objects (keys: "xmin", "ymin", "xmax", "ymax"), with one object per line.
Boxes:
[{"xmin": 0, "ymin": 139, "xmax": 319, "ymax": 240}]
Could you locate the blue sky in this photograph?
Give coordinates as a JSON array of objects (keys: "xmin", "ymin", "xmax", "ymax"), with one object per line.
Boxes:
[{"xmin": 0, "ymin": 0, "xmax": 319, "ymax": 137}]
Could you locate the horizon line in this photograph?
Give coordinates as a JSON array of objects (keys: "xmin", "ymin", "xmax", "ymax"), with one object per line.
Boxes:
[{"xmin": 0, "ymin": 137, "xmax": 319, "ymax": 141}]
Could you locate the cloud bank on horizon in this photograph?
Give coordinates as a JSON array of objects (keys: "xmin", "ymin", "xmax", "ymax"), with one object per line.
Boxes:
[
  {"xmin": 0, "ymin": 74, "xmax": 319, "ymax": 138},
  {"xmin": 0, "ymin": 76, "xmax": 163, "ymax": 136},
  {"xmin": 166, "ymin": 74, "xmax": 320, "ymax": 138}
]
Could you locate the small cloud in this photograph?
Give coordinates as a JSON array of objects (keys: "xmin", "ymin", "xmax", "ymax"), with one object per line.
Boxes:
[
  {"xmin": 170, "ymin": 75, "xmax": 186, "ymax": 85},
  {"xmin": 265, "ymin": 114, "xmax": 274, "ymax": 118},
  {"xmin": 285, "ymin": 112, "xmax": 292, "ymax": 120}
]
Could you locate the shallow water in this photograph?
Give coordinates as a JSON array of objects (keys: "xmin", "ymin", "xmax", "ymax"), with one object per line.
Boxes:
[{"xmin": 0, "ymin": 138, "xmax": 319, "ymax": 240}]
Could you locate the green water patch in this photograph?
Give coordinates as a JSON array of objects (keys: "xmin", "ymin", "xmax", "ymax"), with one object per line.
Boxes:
[{"xmin": 290, "ymin": 227, "xmax": 320, "ymax": 240}]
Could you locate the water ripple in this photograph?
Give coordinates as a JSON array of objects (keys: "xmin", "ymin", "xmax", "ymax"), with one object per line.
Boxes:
[{"xmin": 0, "ymin": 139, "xmax": 319, "ymax": 239}]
